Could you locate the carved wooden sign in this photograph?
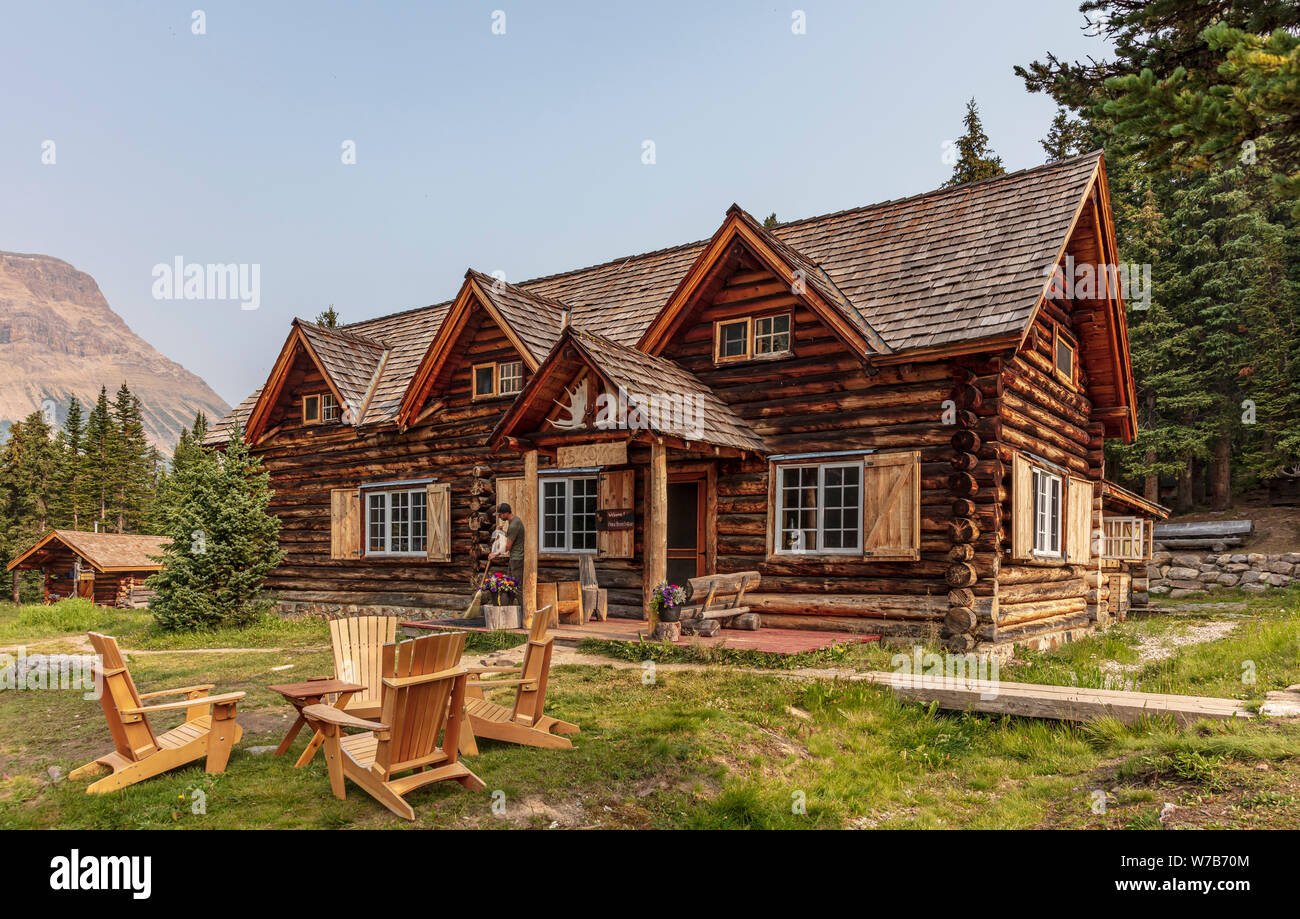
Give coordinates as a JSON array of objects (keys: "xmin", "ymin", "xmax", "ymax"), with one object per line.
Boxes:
[
  {"xmin": 597, "ymin": 508, "xmax": 634, "ymax": 531},
  {"xmin": 557, "ymin": 441, "xmax": 627, "ymax": 469}
]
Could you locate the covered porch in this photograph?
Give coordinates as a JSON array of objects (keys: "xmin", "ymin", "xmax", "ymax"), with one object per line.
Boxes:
[{"xmin": 488, "ymin": 327, "xmax": 770, "ymax": 628}]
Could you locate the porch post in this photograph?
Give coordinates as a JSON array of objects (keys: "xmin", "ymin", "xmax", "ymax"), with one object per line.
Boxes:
[
  {"xmin": 523, "ymin": 448, "xmax": 539, "ymax": 626},
  {"xmin": 644, "ymin": 439, "xmax": 667, "ymax": 624}
]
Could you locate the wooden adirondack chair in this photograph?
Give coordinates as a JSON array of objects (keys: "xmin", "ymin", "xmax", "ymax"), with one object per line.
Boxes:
[
  {"xmin": 460, "ymin": 611, "xmax": 579, "ymax": 753},
  {"xmin": 69, "ymin": 632, "xmax": 245, "ymax": 794},
  {"xmin": 302, "ymin": 631, "xmax": 485, "ymax": 820},
  {"xmin": 291, "ymin": 614, "xmax": 397, "ymax": 767}
]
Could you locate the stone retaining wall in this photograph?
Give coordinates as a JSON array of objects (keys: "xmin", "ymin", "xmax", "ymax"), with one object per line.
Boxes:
[{"xmin": 1148, "ymin": 551, "xmax": 1300, "ymax": 599}]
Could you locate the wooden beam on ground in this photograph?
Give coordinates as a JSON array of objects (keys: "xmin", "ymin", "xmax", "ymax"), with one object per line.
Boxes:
[{"xmin": 861, "ymin": 671, "xmax": 1265, "ymax": 728}]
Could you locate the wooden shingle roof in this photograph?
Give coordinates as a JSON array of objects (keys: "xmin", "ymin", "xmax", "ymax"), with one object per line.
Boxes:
[
  {"xmin": 214, "ymin": 152, "xmax": 1106, "ymax": 441},
  {"xmin": 295, "ymin": 320, "xmax": 389, "ymax": 422},
  {"xmin": 7, "ymin": 530, "xmax": 169, "ymax": 573}
]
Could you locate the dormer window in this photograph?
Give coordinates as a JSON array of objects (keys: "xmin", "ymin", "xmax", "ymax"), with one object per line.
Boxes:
[
  {"xmin": 714, "ymin": 313, "xmax": 792, "ymax": 364},
  {"xmin": 473, "ymin": 360, "xmax": 524, "ymax": 399},
  {"xmin": 303, "ymin": 392, "xmax": 340, "ymax": 425}
]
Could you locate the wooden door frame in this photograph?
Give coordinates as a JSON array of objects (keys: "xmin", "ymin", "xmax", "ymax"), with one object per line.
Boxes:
[{"xmin": 666, "ymin": 462, "xmax": 717, "ymax": 577}]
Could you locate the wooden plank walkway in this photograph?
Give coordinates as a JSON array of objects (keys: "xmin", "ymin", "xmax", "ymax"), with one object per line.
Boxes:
[
  {"xmin": 404, "ymin": 616, "xmax": 878, "ymax": 655},
  {"xmin": 861, "ymin": 672, "xmax": 1300, "ymax": 727}
]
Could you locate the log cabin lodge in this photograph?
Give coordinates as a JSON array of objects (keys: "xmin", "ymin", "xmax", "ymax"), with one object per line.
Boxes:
[
  {"xmin": 208, "ymin": 151, "xmax": 1167, "ymax": 652},
  {"xmin": 7, "ymin": 530, "xmax": 167, "ymax": 608}
]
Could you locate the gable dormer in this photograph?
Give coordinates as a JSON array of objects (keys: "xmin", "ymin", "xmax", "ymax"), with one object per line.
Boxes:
[
  {"xmin": 397, "ymin": 270, "xmax": 569, "ymax": 429},
  {"xmin": 243, "ymin": 320, "xmax": 388, "ymax": 444}
]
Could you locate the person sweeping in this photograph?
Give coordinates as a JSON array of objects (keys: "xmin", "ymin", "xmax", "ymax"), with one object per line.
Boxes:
[{"xmin": 488, "ymin": 502, "xmax": 526, "ymax": 589}]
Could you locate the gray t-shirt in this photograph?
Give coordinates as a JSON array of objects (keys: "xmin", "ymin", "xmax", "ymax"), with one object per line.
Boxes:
[{"xmin": 506, "ymin": 516, "xmax": 525, "ymax": 562}]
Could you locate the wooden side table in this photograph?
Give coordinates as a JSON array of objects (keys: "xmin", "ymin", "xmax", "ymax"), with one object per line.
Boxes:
[{"xmin": 269, "ymin": 678, "xmax": 367, "ymax": 767}]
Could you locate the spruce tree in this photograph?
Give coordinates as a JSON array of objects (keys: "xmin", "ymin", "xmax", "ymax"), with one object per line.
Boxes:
[
  {"xmin": 1040, "ymin": 106, "xmax": 1094, "ymax": 162},
  {"xmin": 53, "ymin": 395, "xmax": 88, "ymax": 528},
  {"xmin": 83, "ymin": 387, "xmax": 114, "ymax": 528},
  {"xmin": 107, "ymin": 383, "xmax": 152, "ymax": 532},
  {"xmin": 148, "ymin": 426, "xmax": 285, "ymax": 630},
  {"xmin": 943, "ymin": 98, "xmax": 1005, "ymax": 187}
]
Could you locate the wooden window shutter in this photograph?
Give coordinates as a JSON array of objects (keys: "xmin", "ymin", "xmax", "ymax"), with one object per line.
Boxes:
[
  {"xmin": 426, "ymin": 482, "xmax": 451, "ymax": 562},
  {"xmin": 862, "ymin": 451, "xmax": 919, "ymax": 560},
  {"xmin": 1065, "ymin": 477, "xmax": 1094, "ymax": 565},
  {"xmin": 330, "ymin": 488, "xmax": 360, "ymax": 560},
  {"xmin": 1011, "ymin": 453, "xmax": 1034, "ymax": 561},
  {"xmin": 597, "ymin": 468, "xmax": 634, "ymax": 559}
]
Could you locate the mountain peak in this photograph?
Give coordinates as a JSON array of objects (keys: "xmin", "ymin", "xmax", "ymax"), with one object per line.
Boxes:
[{"xmin": 0, "ymin": 251, "xmax": 229, "ymax": 452}]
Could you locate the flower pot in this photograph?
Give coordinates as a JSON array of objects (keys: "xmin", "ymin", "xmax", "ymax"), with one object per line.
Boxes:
[
  {"xmin": 483, "ymin": 604, "xmax": 522, "ymax": 630},
  {"xmin": 658, "ymin": 606, "xmax": 681, "ymax": 622}
]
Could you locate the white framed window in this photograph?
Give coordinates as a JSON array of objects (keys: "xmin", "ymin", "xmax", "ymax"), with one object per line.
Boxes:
[
  {"xmin": 774, "ymin": 462, "xmax": 862, "ymax": 555},
  {"xmin": 473, "ymin": 360, "xmax": 525, "ymax": 399},
  {"xmin": 304, "ymin": 392, "xmax": 340, "ymax": 425},
  {"xmin": 540, "ymin": 476, "xmax": 598, "ymax": 553},
  {"xmin": 1032, "ymin": 468, "xmax": 1063, "ymax": 557},
  {"xmin": 714, "ymin": 313, "xmax": 793, "ymax": 363},
  {"xmin": 1103, "ymin": 516, "xmax": 1146, "ymax": 561},
  {"xmin": 498, "ymin": 360, "xmax": 524, "ymax": 395},
  {"xmin": 754, "ymin": 314, "xmax": 792, "ymax": 356},
  {"xmin": 365, "ymin": 488, "xmax": 428, "ymax": 556}
]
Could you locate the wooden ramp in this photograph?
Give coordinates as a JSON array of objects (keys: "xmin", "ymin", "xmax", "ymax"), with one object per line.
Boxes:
[{"xmin": 861, "ymin": 672, "xmax": 1300, "ymax": 727}]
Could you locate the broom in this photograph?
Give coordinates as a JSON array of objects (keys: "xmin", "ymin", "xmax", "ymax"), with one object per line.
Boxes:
[{"xmin": 462, "ymin": 558, "xmax": 492, "ymax": 619}]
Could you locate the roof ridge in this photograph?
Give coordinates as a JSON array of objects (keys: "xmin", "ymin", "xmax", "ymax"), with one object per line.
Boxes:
[
  {"xmin": 299, "ymin": 317, "xmax": 393, "ymax": 350},
  {"xmin": 467, "ymin": 269, "xmax": 574, "ymax": 318},
  {"xmin": 770, "ymin": 150, "xmax": 1104, "ymax": 232}
]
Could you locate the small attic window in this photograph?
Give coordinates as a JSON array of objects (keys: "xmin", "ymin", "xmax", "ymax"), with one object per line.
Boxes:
[
  {"xmin": 303, "ymin": 392, "xmax": 340, "ymax": 425},
  {"xmin": 473, "ymin": 361, "xmax": 524, "ymax": 399},
  {"xmin": 303, "ymin": 394, "xmax": 320, "ymax": 424},
  {"xmin": 714, "ymin": 313, "xmax": 793, "ymax": 364},
  {"xmin": 1053, "ymin": 326, "xmax": 1076, "ymax": 384}
]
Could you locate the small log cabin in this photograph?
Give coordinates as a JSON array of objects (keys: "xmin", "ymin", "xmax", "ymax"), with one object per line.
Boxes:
[
  {"xmin": 210, "ymin": 151, "xmax": 1167, "ymax": 651},
  {"xmin": 7, "ymin": 530, "xmax": 168, "ymax": 608}
]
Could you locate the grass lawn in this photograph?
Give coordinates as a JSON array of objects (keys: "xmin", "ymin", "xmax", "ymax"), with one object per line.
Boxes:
[{"xmin": 1, "ymin": 592, "xmax": 1298, "ymax": 830}]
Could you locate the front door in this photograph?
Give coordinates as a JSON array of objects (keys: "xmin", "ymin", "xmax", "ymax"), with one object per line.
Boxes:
[{"xmin": 666, "ymin": 476, "xmax": 705, "ymax": 587}]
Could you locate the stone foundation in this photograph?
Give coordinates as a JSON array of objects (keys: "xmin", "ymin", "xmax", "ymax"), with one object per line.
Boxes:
[
  {"xmin": 277, "ymin": 600, "xmax": 454, "ymax": 622},
  {"xmin": 1147, "ymin": 551, "xmax": 1300, "ymax": 598}
]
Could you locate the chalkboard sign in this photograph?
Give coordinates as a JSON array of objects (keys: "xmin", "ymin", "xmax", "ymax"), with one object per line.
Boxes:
[{"xmin": 596, "ymin": 508, "xmax": 634, "ymax": 531}]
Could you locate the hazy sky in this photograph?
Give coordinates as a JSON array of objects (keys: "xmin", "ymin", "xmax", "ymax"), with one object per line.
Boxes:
[{"xmin": 3, "ymin": 1, "xmax": 1108, "ymax": 407}]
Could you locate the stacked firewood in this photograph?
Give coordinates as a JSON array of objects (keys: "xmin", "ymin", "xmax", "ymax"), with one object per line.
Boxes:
[{"xmin": 466, "ymin": 464, "xmax": 495, "ymax": 574}]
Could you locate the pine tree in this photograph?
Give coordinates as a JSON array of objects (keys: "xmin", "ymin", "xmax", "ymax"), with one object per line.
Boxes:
[
  {"xmin": 763, "ymin": 213, "xmax": 780, "ymax": 228},
  {"xmin": 316, "ymin": 305, "xmax": 340, "ymax": 328},
  {"xmin": 148, "ymin": 426, "xmax": 285, "ymax": 630},
  {"xmin": 943, "ymin": 98, "xmax": 1005, "ymax": 188}
]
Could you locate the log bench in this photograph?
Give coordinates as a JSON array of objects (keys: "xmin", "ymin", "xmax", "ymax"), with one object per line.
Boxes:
[
  {"xmin": 1153, "ymin": 520, "xmax": 1253, "ymax": 551},
  {"xmin": 677, "ymin": 571, "xmax": 762, "ymax": 635}
]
